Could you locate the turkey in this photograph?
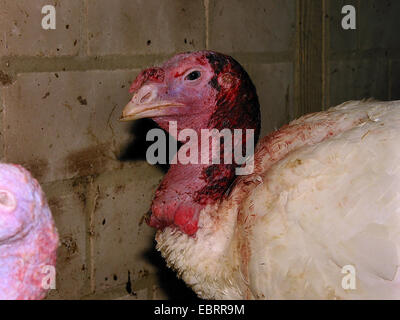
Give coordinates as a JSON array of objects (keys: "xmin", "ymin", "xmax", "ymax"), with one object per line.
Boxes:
[
  {"xmin": 0, "ymin": 164, "xmax": 58, "ymax": 300},
  {"xmin": 121, "ymin": 50, "xmax": 400, "ymax": 299}
]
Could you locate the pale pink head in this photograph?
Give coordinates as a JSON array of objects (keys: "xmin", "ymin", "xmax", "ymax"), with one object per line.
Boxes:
[{"xmin": 0, "ymin": 164, "xmax": 58, "ymax": 300}]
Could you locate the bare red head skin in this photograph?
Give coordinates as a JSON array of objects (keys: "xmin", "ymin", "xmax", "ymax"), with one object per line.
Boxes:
[{"xmin": 122, "ymin": 51, "xmax": 260, "ymax": 236}]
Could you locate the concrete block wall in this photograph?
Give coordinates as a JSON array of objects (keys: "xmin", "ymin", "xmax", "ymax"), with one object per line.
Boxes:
[
  {"xmin": 326, "ymin": 0, "xmax": 400, "ymax": 107},
  {"xmin": 0, "ymin": 0, "xmax": 296, "ymax": 299}
]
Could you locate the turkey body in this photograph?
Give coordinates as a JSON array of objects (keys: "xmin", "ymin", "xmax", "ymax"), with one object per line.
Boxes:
[
  {"xmin": 121, "ymin": 50, "xmax": 400, "ymax": 300},
  {"xmin": 156, "ymin": 100, "xmax": 400, "ymax": 299}
]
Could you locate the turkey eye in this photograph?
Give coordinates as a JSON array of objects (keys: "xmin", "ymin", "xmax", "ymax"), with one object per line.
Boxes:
[{"xmin": 185, "ymin": 71, "xmax": 201, "ymax": 81}]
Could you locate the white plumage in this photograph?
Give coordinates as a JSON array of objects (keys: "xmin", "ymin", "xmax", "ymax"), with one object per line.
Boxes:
[{"xmin": 156, "ymin": 100, "xmax": 400, "ymax": 299}]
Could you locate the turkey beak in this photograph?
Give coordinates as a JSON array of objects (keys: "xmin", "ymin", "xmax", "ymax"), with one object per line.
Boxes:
[{"xmin": 120, "ymin": 84, "xmax": 184, "ymax": 121}]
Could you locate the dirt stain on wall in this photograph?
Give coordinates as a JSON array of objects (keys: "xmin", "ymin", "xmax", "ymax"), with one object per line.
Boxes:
[
  {"xmin": 65, "ymin": 144, "xmax": 110, "ymax": 178},
  {"xmin": 0, "ymin": 70, "xmax": 13, "ymax": 85},
  {"xmin": 21, "ymin": 158, "xmax": 49, "ymax": 181}
]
